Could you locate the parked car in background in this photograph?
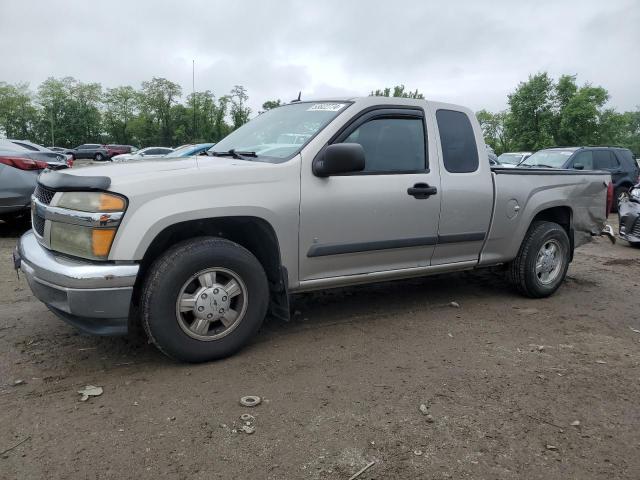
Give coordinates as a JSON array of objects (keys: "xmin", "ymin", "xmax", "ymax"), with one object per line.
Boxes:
[
  {"xmin": 519, "ymin": 146, "xmax": 640, "ymax": 210},
  {"xmin": 112, "ymin": 147, "xmax": 174, "ymax": 162},
  {"xmin": 73, "ymin": 144, "xmax": 110, "ymax": 161},
  {"xmin": 0, "ymin": 146, "xmax": 68, "ymax": 222},
  {"xmin": 168, "ymin": 143, "xmax": 215, "ymax": 157},
  {"xmin": 47, "ymin": 146, "xmax": 77, "ymax": 161},
  {"xmin": 618, "ymin": 184, "xmax": 640, "ymax": 247},
  {"xmin": 486, "ymin": 145, "xmax": 499, "ymax": 165},
  {"xmin": 3, "ymin": 139, "xmax": 73, "ymax": 166},
  {"xmin": 106, "ymin": 145, "xmax": 138, "ymax": 158},
  {"xmin": 498, "ymin": 151, "xmax": 532, "ymax": 167},
  {"xmin": 0, "ymin": 140, "xmax": 70, "ymax": 166}
]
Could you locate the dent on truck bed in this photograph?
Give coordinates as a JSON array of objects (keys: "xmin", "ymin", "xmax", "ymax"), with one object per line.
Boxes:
[
  {"xmin": 481, "ymin": 170, "xmax": 609, "ymax": 265},
  {"xmin": 572, "ymin": 179, "xmax": 610, "ymax": 248}
]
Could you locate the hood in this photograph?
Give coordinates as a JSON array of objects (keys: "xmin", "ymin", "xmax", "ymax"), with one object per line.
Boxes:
[
  {"xmin": 53, "ymin": 155, "xmax": 278, "ymax": 194},
  {"xmin": 67, "ymin": 156, "xmax": 198, "ymax": 179}
]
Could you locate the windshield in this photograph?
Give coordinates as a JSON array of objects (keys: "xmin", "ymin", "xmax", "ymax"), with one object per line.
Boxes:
[
  {"xmin": 498, "ymin": 153, "xmax": 523, "ymax": 165},
  {"xmin": 520, "ymin": 150, "xmax": 574, "ymax": 168},
  {"xmin": 210, "ymin": 101, "xmax": 350, "ymax": 162}
]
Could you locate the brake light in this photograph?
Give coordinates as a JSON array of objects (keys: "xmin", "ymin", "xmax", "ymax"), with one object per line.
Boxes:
[
  {"xmin": 606, "ymin": 181, "xmax": 614, "ymax": 216},
  {"xmin": 0, "ymin": 156, "xmax": 48, "ymax": 170}
]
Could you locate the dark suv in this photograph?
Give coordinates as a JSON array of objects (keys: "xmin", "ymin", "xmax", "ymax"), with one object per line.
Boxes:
[
  {"xmin": 519, "ymin": 146, "xmax": 640, "ymax": 210},
  {"xmin": 73, "ymin": 144, "xmax": 110, "ymax": 161}
]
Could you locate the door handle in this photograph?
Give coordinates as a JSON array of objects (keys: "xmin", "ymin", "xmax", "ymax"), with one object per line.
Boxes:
[{"xmin": 407, "ymin": 183, "xmax": 437, "ymax": 199}]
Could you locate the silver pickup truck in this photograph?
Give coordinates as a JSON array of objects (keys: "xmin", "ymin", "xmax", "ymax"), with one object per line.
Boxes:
[{"xmin": 15, "ymin": 97, "xmax": 612, "ymax": 362}]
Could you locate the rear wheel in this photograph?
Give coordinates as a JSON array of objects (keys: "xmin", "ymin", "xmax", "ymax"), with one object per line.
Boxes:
[
  {"xmin": 94, "ymin": 152, "xmax": 105, "ymax": 161},
  {"xmin": 507, "ymin": 221, "xmax": 570, "ymax": 298},
  {"xmin": 141, "ymin": 237, "xmax": 269, "ymax": 362}
]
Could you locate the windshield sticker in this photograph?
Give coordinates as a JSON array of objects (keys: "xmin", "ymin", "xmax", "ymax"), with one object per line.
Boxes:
[{"xmin": 307, "ymin": 103, "xmax": 345, "ymax": 112}]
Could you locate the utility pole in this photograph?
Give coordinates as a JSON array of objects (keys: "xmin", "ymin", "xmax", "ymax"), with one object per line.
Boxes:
[{"xmin": 192, "ymin": 60, "xmax": 196, "ymax": 142}]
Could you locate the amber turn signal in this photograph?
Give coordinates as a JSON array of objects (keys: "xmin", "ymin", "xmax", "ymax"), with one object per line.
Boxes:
[
  {"xmin": 92, "ymin": 229, "xmax": 117, "ymax": 257},
  {"xmin": 99, "ymin": 193, "xmax": 126, "ymax": 211}
]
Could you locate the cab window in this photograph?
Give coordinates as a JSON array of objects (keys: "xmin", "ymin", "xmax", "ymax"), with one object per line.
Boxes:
[
  {"xmin": 436, "ymin": 109, "xmax": 479, "ymax": 173},
  {"xmin": 340, "ymin": 116, "xmax": 426, "ymax": 173}
]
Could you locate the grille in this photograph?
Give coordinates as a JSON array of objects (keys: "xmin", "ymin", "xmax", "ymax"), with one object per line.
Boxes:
[
  {"xmin": 632, "ymin": 218, "xmax": 640, "ymax": 236},
  {"xmin": 33, "ymin": 184, "xmax": 55, "ymax": 205},
  {"xmin": 32, "ymin": 213, "xmax": 45, "ymax": 237}
]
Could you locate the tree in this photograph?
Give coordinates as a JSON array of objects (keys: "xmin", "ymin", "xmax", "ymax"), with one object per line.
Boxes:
[
  {"xmin": 37, "ymin": 77, "xmax": 78, "ymax": 147},
  {"xmin": 0, "ymin": 82, "xmax": 38, "ymax": 140},
  {"xmin": 261, "ymin": 99, "xmax": 282, "ymax": 112},
  {"xmin": 370, "ymin": 85, "xmax": 424, "ymax": 99},
  {"xmin": 476, "ymin": 110, "xmax": 513, "ymax": 154},
  {"xmin": 104, "ymin": 86, "xmax": 138, "ymax": 144},
  {"xmin": 556, "ymin": 85, "xmax": 608, "ymax": 145},
  {"xmin": 230, "ymin": 85, "xmax": 251, "ymax": 129},
  {"xmin": 139, "ymin": 77, "xmax": 182, "ymax": 146},
  {"xmin": 213, "ymin": 95, "xmax": 232, "ymax": 140},
  {"xmin": 507, "ymin": 73, "xmax": 556, "ymax": 151},
  {"xmin": 68, "ymin": 81, "xmax": 102, "ymax": 143}
]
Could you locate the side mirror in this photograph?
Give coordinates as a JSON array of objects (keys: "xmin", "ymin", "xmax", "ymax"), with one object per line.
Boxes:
[
  {"xmin": 573, "ymin": 163, "xmax": 584, "ymax": 170},
  {"xmin": 313, "ymin": 143, "xmax": 365, "ymax": 177},
  {"xmin": 138, "ymin": 152, "xmax": 145, "ymax": 157}
]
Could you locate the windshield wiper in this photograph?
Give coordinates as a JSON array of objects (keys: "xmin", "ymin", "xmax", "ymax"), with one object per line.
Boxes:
[{"xmin": 210, "ymin": 149, "xmax": 257, "ymax": 159}]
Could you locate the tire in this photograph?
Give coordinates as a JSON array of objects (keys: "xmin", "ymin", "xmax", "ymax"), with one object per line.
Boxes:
[
  {"xmin": 614, "ymin": 186, "xmax": 630, "ymax": 213},
  {"xmin": 94, "ymin": 153, "xmax": 104, "ymax": 161},
  {"xmin": 629, "ymin": 241, "xmax": 640, "ymax": 249},
  {"xmin": 507, "ymin": 221, "xmax": 570, "ymax": 298},
  {"xmin": 141, "ymin": 237, "xmax": 269, "ymax": 362}
]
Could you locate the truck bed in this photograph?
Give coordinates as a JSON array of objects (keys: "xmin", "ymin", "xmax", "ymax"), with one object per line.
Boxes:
[{"xmin": 480, "ymin": 168, "xmax": 610, "ymax": 265}]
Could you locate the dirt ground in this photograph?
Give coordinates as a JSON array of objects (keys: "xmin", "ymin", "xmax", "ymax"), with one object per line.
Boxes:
[{"xmin": 0, "ymin": 217, "xmax": 639, "ymax": 480}]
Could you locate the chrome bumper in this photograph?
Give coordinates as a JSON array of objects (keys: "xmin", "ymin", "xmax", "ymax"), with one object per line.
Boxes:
[{"xmin": 15, "ymin": 230, "xmax": 139, "ymax": 335}]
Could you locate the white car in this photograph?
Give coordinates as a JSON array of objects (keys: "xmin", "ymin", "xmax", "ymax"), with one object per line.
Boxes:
[
  {"xmin": 497, "ymin": 152, "xmax": 532, "ymax": 168},
  {"xmin": 111, "ymin": 147, "xmax": 173, "ymax": 162}
]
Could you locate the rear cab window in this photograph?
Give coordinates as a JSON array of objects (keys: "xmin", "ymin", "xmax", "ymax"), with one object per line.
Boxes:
[{"xmin": 436, "ymin": 109, "xmax": 479, "ymax": 173}]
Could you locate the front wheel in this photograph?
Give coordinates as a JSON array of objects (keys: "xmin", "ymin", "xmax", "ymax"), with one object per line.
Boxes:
[
  {"xmin": 507, "ymin": 221, "xmax": 570, "ymax": 298},
  {"xmin": 141, "ymin": 237, "xmax": 269, "ymax": 362}
]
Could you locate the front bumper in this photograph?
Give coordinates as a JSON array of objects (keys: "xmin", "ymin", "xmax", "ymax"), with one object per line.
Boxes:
[
  {"xmin": 619, "ymin": 200, "xmax": 640, "ymax": 244},
  {"xmin": 15, "ymin": 230, "xmax": 139, "ymax": 335}
]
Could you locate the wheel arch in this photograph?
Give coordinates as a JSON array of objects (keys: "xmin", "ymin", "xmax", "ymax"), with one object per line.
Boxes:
[
  {"xmin": 529, "ymin": 205, "xmax": 574, "ymax": 260},
  {"xmin": 131, "ymin": 216, "xmax": 289, "ymax": 326}
]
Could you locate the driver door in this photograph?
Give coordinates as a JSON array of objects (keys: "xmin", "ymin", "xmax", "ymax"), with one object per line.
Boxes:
[{"xmin": 298, "ymin": 107, "xmax": 442, "ymax": 281}]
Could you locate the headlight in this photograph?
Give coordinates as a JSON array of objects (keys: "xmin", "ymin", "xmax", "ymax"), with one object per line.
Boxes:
[
  {"xmin": 630, "ymin": 188, "xmax": 640, "ymax": 201},
  {"xmin": 47, "ymin": 191, "xmax": 127, "ymax": 260},
  {"xmin": 56, "ymin": 191, "xmax": 126, "ymax": 212},
  {"xmin": 50, "ymin": 223, "xmax": 117, "ymax": 260}
]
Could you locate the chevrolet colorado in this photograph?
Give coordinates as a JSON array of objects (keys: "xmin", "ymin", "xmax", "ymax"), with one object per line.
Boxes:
[{"xmin": 15, "ymin": 97, "xmax": 611, "ymax": 362}]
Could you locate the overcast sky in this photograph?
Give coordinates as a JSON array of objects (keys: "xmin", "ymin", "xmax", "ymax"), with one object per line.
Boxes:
[{"xmin": 1, "ymin": 0, "xmax": 638, "ymax": 114}]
